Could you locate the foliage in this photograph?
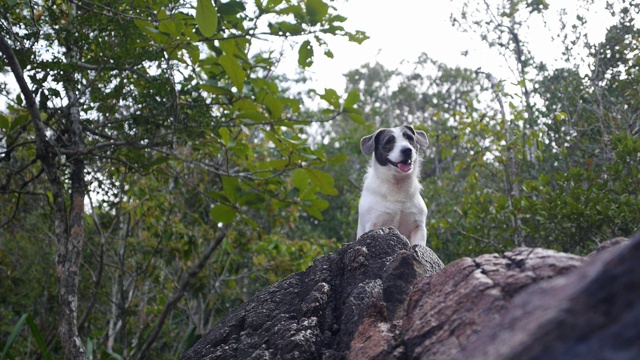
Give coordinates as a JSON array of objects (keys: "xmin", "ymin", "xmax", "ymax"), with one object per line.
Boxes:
[
  {"xmin": 0, "ymin": 0, "xmax": 364, "ymax": 358},
  {"xmin": 318, "ymin": 1, "xmax": 640, "ymax": 263}
]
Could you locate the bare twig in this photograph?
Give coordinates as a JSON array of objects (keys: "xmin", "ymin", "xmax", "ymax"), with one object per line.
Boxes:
[
  {"xmin": 447, "ymin": 217, "xmax": 501, "ymax": 249},
  {"xmin": 134, "ymin": 226, "xmax": 229, "ymax": 359}
]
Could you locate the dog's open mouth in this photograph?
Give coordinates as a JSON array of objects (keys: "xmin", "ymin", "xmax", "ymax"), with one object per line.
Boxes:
[{"xmin": 388, "ymin": 159, "xmax": 413, "ymax": 173}]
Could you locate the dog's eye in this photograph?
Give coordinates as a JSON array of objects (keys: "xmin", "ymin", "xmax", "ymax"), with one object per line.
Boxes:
[
  {"xmin": 381, "ymin": 136, "xmax": 395, "ymax": 152},
  {"xmin": 404, "ymin": 134, "xmax": 415, "ymax": 143}
]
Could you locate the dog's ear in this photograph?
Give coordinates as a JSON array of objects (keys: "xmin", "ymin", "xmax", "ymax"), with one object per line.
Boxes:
[
  {"xmin": 360, "ymin": 131, "xmax": 377, "ymax": 156},
  {"xmin": 415, "ymin": 130, "xmax": 429, "ymax": 147},
  {"xmin": 402, "ymin": 125, "xmax": 429, "ymax": 148}
]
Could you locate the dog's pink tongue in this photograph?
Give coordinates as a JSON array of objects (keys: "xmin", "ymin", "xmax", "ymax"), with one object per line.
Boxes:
[{"xmin": 398, "ymin": 162, "xmax": 412, "ymax": 172}]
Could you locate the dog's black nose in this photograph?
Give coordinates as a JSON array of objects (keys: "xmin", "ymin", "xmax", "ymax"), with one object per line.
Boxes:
[{"xmin": 401, "ymin": 147, "xmax": 413, "ymax": 158}]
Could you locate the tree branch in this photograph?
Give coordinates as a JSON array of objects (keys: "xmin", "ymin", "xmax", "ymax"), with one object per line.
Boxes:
[
  {"xmin": 0, "ymin": 34, "xmax": 50, "ymax": 153},
  {"xmin": 134, "ymin": 226, "xmax": 229, "ymax": 359}
]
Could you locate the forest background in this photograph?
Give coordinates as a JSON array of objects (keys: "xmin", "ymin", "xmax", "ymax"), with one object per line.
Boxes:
[{"xmin": 0, "ymin": 0, "xmax": 638, "ymax": 359}]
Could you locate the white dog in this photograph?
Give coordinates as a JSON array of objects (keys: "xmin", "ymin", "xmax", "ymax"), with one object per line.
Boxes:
[{"xmin": 357, "ymin": 125, "xmax": 429, "ymax": 246}]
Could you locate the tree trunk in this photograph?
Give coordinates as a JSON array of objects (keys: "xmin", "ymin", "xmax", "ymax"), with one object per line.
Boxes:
[
  {"xmin": 55, "ymin": 1, "xmax": 89, "ymax": 356},
  {"xmin": 483, "ymin": 72, "xmax": 524, "ymax": 247},
  {"xmin": 0, "ymin": 32, "xmax": 87, "ymax": 359},
  {"xmin": 56, "ymin": 157, "xmax": 87, "ymax": 360},
  {"xmin": 57, "ymin": 24, "xmax": 88, "ymax": 357}
]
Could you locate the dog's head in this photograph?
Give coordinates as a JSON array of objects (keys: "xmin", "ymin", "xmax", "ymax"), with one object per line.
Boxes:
[{"xmin": 360, "ymin": 125, "xmax": 428, "ymax": 174}]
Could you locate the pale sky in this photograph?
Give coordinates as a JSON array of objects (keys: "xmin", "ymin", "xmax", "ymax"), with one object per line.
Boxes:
[
  {"xmin": 305, "ymin": 0, "xmax": 473, "ymax": 90},
  {"xmin": 0, "ymin": 1, "xmax": 617, "ymax": 110},
  {"xmin": 274, "ymin": 0, "xmax": 617, "ymax": 93}
]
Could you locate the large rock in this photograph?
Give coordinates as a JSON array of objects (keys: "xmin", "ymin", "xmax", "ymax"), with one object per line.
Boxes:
[
  {"xmin": 456, "ymin": 234, "xmax": 639, "ymax": 360},
  {"xmin": 181, "ymin": 227, "xmax": 443, "ymax": 360},
  {"xmin": 401, "ymin": 246, "xmax": 584, "ymax": 359},
  {"xmin": 181, "ymin": 229, "xmax": 639, "ymax": 359}
]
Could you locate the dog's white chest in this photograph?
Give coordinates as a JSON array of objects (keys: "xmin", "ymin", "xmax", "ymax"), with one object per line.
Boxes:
[{"xmin": 357, "ymin": 184, "xmax": 427, "ymax": 243}]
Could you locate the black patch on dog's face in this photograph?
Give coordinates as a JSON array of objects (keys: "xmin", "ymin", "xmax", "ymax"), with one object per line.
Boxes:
[
  {"xmin": 373, "ymin": 129, "xmax": 395, "ymax": 167},
  {"xmin": 400, "ymin": 126, "xmax": 419, "ymax": 149}
]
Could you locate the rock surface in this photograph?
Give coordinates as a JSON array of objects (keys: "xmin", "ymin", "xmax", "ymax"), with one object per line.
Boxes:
[
  {"xmin": 456, "ymin": 234, "xmax": 640, "ymax": 360},
  {"xmin": 181, "ymin": 227, "xmax": 443, "ymax": 360},
  {"xmin": 402, "ymin": 247, "xmax": 584, "ymax": 359},
  {"xmin": 181, "ymin": 229, "xmax": 639, "ymax": 360}
]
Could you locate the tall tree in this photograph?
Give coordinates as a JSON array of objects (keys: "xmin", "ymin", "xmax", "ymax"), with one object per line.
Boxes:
[{"xmin": 0, "ymin": 0, "xmax": 365, "ymax": 358}]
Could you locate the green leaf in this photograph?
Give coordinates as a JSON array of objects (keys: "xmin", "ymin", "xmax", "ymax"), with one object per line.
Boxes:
[
  {"xmin": 318, "ymin": 88, "xmax": 340, "ymax": 109},
  {"xmin": 302, "ymin": 198, "xmax": 329, "ymax": 220},
  {"xmin": 133, "ymin": 19, "xmax": 155, "ymax": 32},
  {"xmin": 107, "ymin": 350, "xmax": 124, "ymax": 360},
  {"xmin": 0, "ymin": 314, "xmax": 50, "ymax": 359},
  {"xmin": 219, "ymin": 54, "xmax": 246, "ymax": 91},
  {"xmin": 276, "ymin": 4, "xmax": 305, "ymax": 18},
  {"xmin": 346, "ymin": 112, "xmax": 365, "ymax": 125},
  {"xmin": 305, "ymin": 0, "xmax": 329, "ymax": 26},
  {"xmin": 343, "ymin": 89, "xmax": 360, "ymax": 109},
  {"xmin": 238, "ymin": 192, "xmax": 266, "ymax": 207},
  {"xmin": 303, "ymin": 204, "xmax": 324, "ymax": 220},
  {"xmin": 292, "ymin": 168, "xmax": 309, "ymax": 191},
  {"xmin": 0, "ymin": 114, "xmax": 10, "ymax": 131},
  {"xmin": 25, "ymin": 315, "xmax": 52, "ymax": 360},
  {"xmin": 329, "ymin": 154, "xmax": 348, "ymax": 165},
  {"xmin": 266, "ymin": 159, "xmax": 290, "ymax": 170},
  {"xmin": 240, "ymin": 213, "xmax": 259, "ymax": 228},
  {"xmin": 196, "ymin": 0, "xmax": 218, "ymax": 37},
  {"xmin": 218, "ymin": 0, "xmax": 246, "ymax": 16},
  {"xmin": 238, "ymin": 110, "xmax": 269, "ymax": 124},
  {"xmin": 271, "ymin": 21, "xmax": 304, "ymax": 35},
  {"xmin": 262, "ymin": 94, "xmax": 284, "ymax": 119},
  {"xmin": 323, "ymin": 24, "xmax": 345, "ymax": 35},
  {"xmin": 219, "ymin": 39, "xmax": 247, "ymax": 60},
  {"xmin": 210, "ymin": 204, "xmax": 237, "ymax": 224},
  {"xmin": 298, "ymin": 40, "xmax": 314, "ymax": 68},
  {"xmin": 330, "ymin": 14, "xmax": 348, "ymax": 23},
  {"xmin": 207, "ymin": 191, "xmax": 227, "ymax": 203},
  {"xmin": 175, "ymin": 326, "xmax": 196, "ymax": 360},
  {"xmin": 218, "ymin": 127, "xmax": 231, "ymax": 146},
  {"xmin": 157, "ymin": 10, "xmax": 178, "ymax": 37},
  {"xmin": 347, "ymin": 30, "xmax": 369, "ymax": 44},
  {"xmin": 305, "ymin": 169, "xmax": 338, "ymax": 195},
  {"xmin": 312, "ymin": 198, "xmax": 329, "ymax": 210},
  {"xmin": 221, "ymin": 176, "xmax": 240, "ymax": 202},
  {"xmin": 186, "ymin": 44, "xmax": 201, "ymax": 64},
  {"xmin": 1, "ymin": 314, "xmax": 28, "ymax": 358},
  {"xmin": 264, "ymin": 0, "xmax": 284, "ymax": 11},
  {"xmin": 324, "ymin": 49, "xmax": 334, "ymax": 59},
  {"xmin": 198, "ymin": 84, "xmax": 234, "ymax": 96}
]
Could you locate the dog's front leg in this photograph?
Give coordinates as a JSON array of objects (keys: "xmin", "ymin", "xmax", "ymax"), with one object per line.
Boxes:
[{"xmin": 409, "ymin": 225, "xmax": 427, "ymax": 246}]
